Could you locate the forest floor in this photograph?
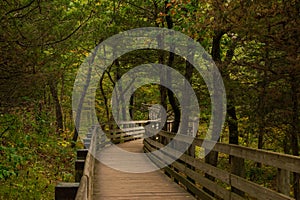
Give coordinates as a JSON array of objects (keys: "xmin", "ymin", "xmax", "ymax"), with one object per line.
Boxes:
[{"xmin": 0, "ymin": 128, "xmax": 79, "ymax": 200}]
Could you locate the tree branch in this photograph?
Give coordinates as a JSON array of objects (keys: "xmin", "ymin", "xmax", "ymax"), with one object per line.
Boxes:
[
  {"xmin": 5, "ymin": 0, "xmax": 35, "ymax": 16},
  {"xmin": 125, "ymin": 0, "xmax": 155, "ymax": 16},
  {"xmin": 0, "ymin": 126, "xmax": 9, "ymax": 138},
  {"xmin": 16, "ymin": 9, "xmax": 94, "ymax": 47}
]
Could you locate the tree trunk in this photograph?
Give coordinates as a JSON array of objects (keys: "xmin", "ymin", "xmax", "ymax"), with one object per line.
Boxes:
[
  {"xmin": 72, "ymin": 65, "xmax": 92, "ymax": 146},
  {"xmin": 99, "ymin": 71, "xmax": 110, "ymax": 123},
  {"xmin": 257, "ymin": 25, "xmax": 271, "ymax": 167},
  {"xmin": 203, "ymin": 30, "xmax": 224, "ymax": 197},
  {"xmin": 257, "ymin": 69, "xmax": 267, "ymax": 168},
  {"xmin": 115, "ymin": 59, "xmax": 126, "ymax": 122},
  {"xmin": 227, "ymin": 65, "xmax": 245, "ymax": 198},
  {"xmin": 72, "ymin": 46, "xmax": 98, "ymax": 146},
  {"xmin": 49, "ymin": 80, "xmax": 63, "ymax": 134},
  {"xmin": 165, "ymin": 10, "xmax": 180, "ymax": 133},
  {"xmin": 181, "ymin": 59, "xmax": 193, "ymax": 134},
  {"xmin": 228, "ymin": 101, "xmax": 239, "ymax": 145},
  {"xmin": 129, "ymin": 92, "xmax": 134, "ymax": 120},
  {"xmin": 157, "ymin": 31, "xmax": 168, "ymax": 132},
  {"xmin": 168, "ymin": 90, "xmax": 180, "ymax": 133},
  {"xmin": 291, "ymin": 76, "xmax": 300, "ymax": 200}
]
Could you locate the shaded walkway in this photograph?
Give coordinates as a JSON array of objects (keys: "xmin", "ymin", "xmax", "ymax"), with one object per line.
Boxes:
[{"xmin": 92, "ymin": 139, "xmax": 195, "ymax": 199}]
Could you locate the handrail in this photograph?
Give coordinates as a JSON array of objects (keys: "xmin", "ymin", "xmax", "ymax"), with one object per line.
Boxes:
[
  {"xmin": 74, "ymin": 121, "xmax": 300, "ymax": 200},
  {"xmin": 74, "ymin": 121, "xmax": 151, "ymax": 199},
  {"xmin": 107, "ymin": 127, "xmax": 145, "ymax": 144},
  {"xmin": 157, "ymin": 130, "xmax": 300, "ymax": 173},
  {"xmin": 75, "ymin": 126, "xmax": 98, "ymax": 200},
  {"xmin": 144, "ymin": 127, "xmax": 300, "ymax": 200}
]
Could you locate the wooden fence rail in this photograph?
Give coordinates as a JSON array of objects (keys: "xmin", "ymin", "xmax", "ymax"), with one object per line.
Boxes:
[
  {"xmin": 58, "ymin": 120, "xmax": 299, "ymax": 200},
  {"xmin": 74, "ymin": 125, "xmax": 99, "ymax": 200},
  {"xmin": 73, "ymin": 121, "xmax": 148, "ymax": 200},
  {"xmin": 144, "ymin": 126, "xmax": 300, "ymax": 200},
  {"xmin": 55, "ymin": 126, "xmax": 98, "ymax": 200}
]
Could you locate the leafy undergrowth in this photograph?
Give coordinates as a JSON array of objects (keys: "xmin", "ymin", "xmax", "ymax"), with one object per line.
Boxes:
[{"xmin": 0, "ymin": 129, "xmax": 76, "ymax": 200}]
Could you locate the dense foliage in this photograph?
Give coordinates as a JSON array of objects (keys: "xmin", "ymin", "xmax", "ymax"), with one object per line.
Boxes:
[{"xmin": 0, "ymin": 0, "xmax": 299, "ymax": 199}]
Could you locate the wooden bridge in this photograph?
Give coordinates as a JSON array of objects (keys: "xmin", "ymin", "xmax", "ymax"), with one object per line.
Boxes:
[{"xmin": 55, "ymin": 121, "xmax": 300, "ymax": 200}]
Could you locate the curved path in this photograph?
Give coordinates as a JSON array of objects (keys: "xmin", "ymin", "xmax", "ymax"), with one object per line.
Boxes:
[{"xmin": 92, "ymin": 139, "xmax": 195, "ymax": 199}]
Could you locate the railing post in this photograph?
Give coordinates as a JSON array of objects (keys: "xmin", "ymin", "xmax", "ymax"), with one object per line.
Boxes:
[
  {"xmin": 55, "ymin": 182, "xmax": 79, "ymax": 200},
  {"xmin": 277, "ymin": 168, "xmax": 290, "ymax": 195},
  {"xmin": 83, "ymin": 138, "xmax": 91, "ymax": 149},
  {"xmin": 230, "ymin": 155, "xmax": 245, "ymax": 197},
  {"xmin": 75, "ymin": 160, "xmax": 85, "ymax": 182},
  {"xmin": 75, "ymin": 149, "xmax": 88, "ymax": 182},
  {"xmin": 77, "ymin": 149, "xmax": 88, "ymax": 160},
  {"xmin": 186, "ymin": 140, "xmax": 196, "ymax": 195}
]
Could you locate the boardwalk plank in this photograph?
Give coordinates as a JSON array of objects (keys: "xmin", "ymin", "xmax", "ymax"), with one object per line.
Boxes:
[{"xmin": 93, "ymin": 139, "xmax": 195, "ymax": 199}]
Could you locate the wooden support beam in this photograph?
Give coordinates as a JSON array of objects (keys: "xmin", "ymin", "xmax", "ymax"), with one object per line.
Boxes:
[
  {"xmin": 277, "ymin": 168, "xmax": 290, "ymax": 195},
  {"xmin": 86, "ymin": 133, "xmax": 92, "ymax": 139},
  {"xmin": 75, "ymin": 160, "xmax": 85, "ymax": 182},
  {"xmin": 55, "ymin": 182, "xmax": 79, "ymax": 200},
  {"xmin": 83, "ymin": 138, "xmax": 91, "ymax": 149},
  {"xmin": 77, "ymin": 149, "xmax": 88, "ymax": 160}
]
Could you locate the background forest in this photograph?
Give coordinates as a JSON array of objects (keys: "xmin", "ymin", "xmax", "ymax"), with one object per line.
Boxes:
[{"xmin": 0, "ymin": 0, "xmax": 299, "ymax": 199}]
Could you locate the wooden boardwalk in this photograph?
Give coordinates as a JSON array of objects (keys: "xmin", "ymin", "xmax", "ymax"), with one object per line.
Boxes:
[
  {"xmin": 92, "ymin": 139, "xmax": 195, "ymax": 199},
  {"xmin": 69, "ymin": 123, "xmax": 300, "ymax": 200}
]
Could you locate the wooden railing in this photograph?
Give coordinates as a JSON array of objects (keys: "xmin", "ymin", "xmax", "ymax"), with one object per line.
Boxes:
[
  {"xmin": 106, "ymin": 122, "xmax": 145, "ymax": 143},
  {"xmin": 104, "ymin": 120, "xmax": 173, "ymax": 144},
  {"xmin": 74, "ymin": 125, "xmax": 99, "ymax": 200},
  {"xmin": 143, "ymin": 127, "xmax": 300, "ymax": 200},
  {"xmin": 71, "ymin": 121, "xmax": 150, "ymax": 200},
  {"xmin": 57, "ymin": 120, "xmax": 299, "ymax": 200},
  {"xmin": 55, "ymin": 125, "xmax": 99, "ymax": 200}
]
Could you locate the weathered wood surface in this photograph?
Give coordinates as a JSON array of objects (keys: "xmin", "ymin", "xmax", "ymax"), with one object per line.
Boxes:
[
  {"xmin": 144, "ymin": 129, "xmax": 298, "ymax": 200},
  {"xmin": 75, "ymin": 126, "xmax": 98, "ymax": 200},
  {"xmin": 92, "ymin": 139, "xmax": 195, "ymax": 199},
  {"xmin": 157, "ymin": 131, "xmax": 300, "ymax": 173},
  {"xmin": 73, "ymin": 121, "xmax": 300, "ymax": 200}
]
